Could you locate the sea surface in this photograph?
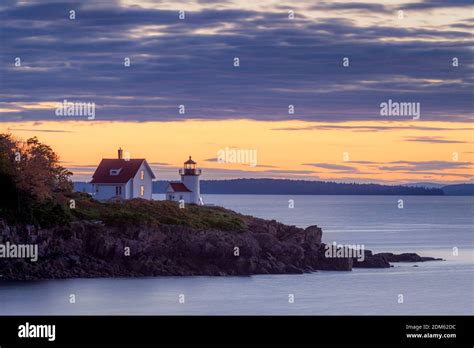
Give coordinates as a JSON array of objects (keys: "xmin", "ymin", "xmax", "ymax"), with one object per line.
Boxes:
[{"xmin": 1, "ymin": 195, "xmax": 473, "ymax": 315}]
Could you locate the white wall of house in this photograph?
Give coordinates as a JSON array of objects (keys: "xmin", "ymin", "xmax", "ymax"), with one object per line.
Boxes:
[
  {"xmin": 94, "ymin": 183, "xmax": 127, "ymax": 201},
  {"xmin": 132, "ymin": 161, "xmax": 153, "ymax": 199},
  {"xmin": 124, "ymin": 179, "xmax": 133, "ymax": 199}
]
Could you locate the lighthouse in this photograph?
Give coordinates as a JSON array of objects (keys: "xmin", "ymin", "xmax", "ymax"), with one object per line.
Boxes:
[
  {"xmin": 180, "ymin": 156, "xmax": 202, "ymax": 204},
  {"xmin": 166, "ymin": 156, "xmax": 203, "ymax": 205}
]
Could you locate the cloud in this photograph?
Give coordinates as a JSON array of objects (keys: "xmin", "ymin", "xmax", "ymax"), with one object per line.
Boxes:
[
  {"xmin": 273, "ymin": 125, "xmax": 474, "ymax": 132},
  {"xmin": 0, "ymin": 0, "xmax": 472, "ymax": 123},
  {"xmin": 301, "ymin": 159, "xmax": 474, "ymax": 176},
  {"xmin": 378, "ymin": 160, "xmax": 472, "ymax": 171},
  {"xmin": 404, "ymin": 136, "xmax": 467, "ymax": 144},
  {"xmin": 348, "ymin": 160, "xmax": 379, "ymax": 164},
  {"xmin": 256, "ymin": 164, "xmax": 278, "ymax": 168},
  {"xmin": 403, "ymin": 0, "xmax": 474, "ymax": 10},
  {"xmin": 205, "ymin": 157, "xmax": 276, "ymax": 168},
  {"xmin": 311, "ymin": 2, "xmax": 390, "ymax": 13},
  {"xmin": 395, "ymin": 171, "xmax": 472, "ymax": 178},
  {"xmin": 65, "ymin": 165, "xmax": 97, "ymax": 176},
  {"xmin": 261, "ymin": 169, "xmax": 315, "ymax": 174},
  {"xmin": 148, "ymin": 162, "xmax": 172, "ymax": 166},
  {"xmin": 302, "ymin": 163, "xmax": 358, "ymax": 172},
  {"xmin": 7, "ymin": 128, "xmax": 72, "ymax": 133}
]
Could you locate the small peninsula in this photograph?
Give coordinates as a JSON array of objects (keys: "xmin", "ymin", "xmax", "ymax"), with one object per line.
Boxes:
[
  {"xmin": 0, "ymin": 196, "xmax": 442, "ymax": 280},
  {"xmin": 0, "ymin": 134, "xmax": 441, "ymax": 280}
]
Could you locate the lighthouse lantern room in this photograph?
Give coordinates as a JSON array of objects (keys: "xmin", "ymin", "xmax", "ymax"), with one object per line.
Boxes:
[{"xmin": 166, "ymin": 156, "xmax": 203, "ymax": 205}]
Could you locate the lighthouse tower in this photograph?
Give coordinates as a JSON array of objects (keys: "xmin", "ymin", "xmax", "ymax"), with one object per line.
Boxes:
[{"xmin": 179, "ymin": 156, "xmax": 202, "ymax": 204}]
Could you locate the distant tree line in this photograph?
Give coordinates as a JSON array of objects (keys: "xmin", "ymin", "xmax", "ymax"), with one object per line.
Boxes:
[
  {"xmin": 152, "ymin": 179, "xmax": 444, "ymax": 195},
  {"xmin": 201, "ymin": 179, "xmax": 444, "ymax": 195}
]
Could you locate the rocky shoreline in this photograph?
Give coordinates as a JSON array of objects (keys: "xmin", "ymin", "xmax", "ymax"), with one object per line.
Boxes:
[{"xmin": 0, "ymin": 214, "xmax": 442, "ymax": 280}]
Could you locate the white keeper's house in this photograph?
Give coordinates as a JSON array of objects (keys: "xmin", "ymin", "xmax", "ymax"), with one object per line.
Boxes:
[
  {"xmin": 166, "ymin": 156, "xmax": 203, "ymax": 205},
  {"xmin": 90, "ymin": 148, "xmax": 155, "ymax": 201}
]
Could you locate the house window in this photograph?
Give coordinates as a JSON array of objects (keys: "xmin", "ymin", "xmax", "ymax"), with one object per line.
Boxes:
[
  {"xmin": 116, "ymin": 186, "xmax": 122, "ymax": 196},
  {"xmin": 180, "ymin": 195, "xmax": 183, "ymax": 200},
  {"xmin": 140, "ymin": 186, "xmax": 145, "ymax": 196},
  {"xmin": 110, "ymin": 168, "xmax": 122, "ymax": 176},
  {"xmin": 140, "ymin": 170, "xmax": 145, "ymax": 180},
  {"xmin": 95, "ymin": 186, "xmax": 99, "ymax": 193}
]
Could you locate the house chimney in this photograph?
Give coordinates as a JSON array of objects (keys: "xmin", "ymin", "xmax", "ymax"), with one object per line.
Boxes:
[{"xmin": 118, "ymin": 147, "xmax": 123, "ymax": 159}]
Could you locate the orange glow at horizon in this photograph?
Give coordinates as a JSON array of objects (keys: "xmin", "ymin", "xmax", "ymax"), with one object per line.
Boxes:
[{"xmin": 1, "ymin": 119, "xmax": 473, "ymax": 183}]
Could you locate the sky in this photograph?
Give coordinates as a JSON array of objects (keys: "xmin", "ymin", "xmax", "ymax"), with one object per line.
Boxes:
[{"xmin": 0, "ymin": 0, "xmax": 473, "ymax": 183}]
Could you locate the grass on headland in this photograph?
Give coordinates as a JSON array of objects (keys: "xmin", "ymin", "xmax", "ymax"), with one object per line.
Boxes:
[{"xmin": 69, "ymin": 192, "xmax": 246, "ymax": 231}]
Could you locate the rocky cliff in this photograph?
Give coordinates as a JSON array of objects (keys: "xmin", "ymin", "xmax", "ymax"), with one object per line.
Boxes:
[{"xmin": 0, "ymin": 204, "xmax": 441, "ymax": 280}]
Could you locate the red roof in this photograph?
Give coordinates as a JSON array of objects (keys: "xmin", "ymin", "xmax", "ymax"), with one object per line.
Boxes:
[
  {"xmin": 184, "ymin": 156, "xmax": 196, "ymax": 165},
  {"xmin": 90, "ymin": 159, "xmax": 155, "ymax": 184},
  {"xmin": 168, "ymin": 182, "xmax": 192, "ymax": 192}
]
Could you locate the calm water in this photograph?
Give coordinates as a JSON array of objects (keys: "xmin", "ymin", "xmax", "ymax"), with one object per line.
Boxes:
[{"xmin": 1, "ymin": 195, "xmax": 473, "ymax": 315}]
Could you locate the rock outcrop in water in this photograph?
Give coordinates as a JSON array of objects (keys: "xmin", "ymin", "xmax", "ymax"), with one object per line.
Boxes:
[
  {"xmin": 352, "ymin": 250, "xmax": 443, "ymax": 268},
  {"xmin": 0, "ymin": 209, "xmax": 442, "ymax": 280}
]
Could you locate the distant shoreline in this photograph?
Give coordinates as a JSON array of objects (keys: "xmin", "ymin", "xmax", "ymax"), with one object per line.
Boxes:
[{"xmin": 74, "ymin": 179, "xmax": 474, "ymax": 196}]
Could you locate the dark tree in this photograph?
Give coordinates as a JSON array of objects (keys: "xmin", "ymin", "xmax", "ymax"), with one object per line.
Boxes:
[{"xmin": 0, "ymin": 133, "xmax": 73, "ymax": 226}]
